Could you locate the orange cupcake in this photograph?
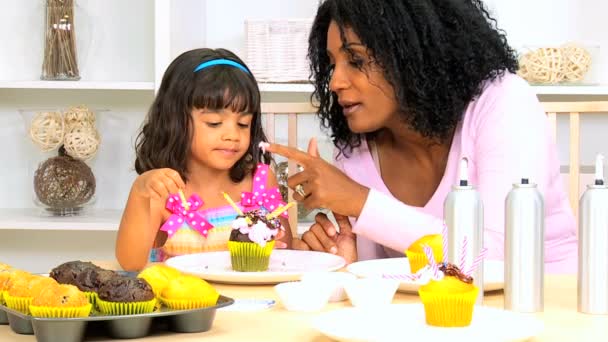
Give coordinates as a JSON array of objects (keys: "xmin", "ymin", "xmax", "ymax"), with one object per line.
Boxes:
[
  {"xmin": 30, "ymin": 284, "xmax": 92, "ymax": 318},
  {"xmin": 5, "ymin": 275, "xmax": 57, "ymax": 314}
]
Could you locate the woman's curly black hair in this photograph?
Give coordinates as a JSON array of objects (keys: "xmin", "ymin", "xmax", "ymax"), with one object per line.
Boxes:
[
  {"xmin": 135, "ymin": 48, "xmax": 271, "ymax": 183},
  {"xmin": 308, "ymin": 0, "xmax": 519, "ymax": 155}
]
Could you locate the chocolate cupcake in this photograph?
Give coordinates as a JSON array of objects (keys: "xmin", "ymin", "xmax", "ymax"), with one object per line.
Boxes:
[
  {"xmin": 75, "ymin": 268, "xmax": 116, "ymax": 293},
  {"xmin": 228, "ymin": 209, "xmax": 282, "ymax": 272},
  {"xmin": 96, "ymin": 277, "xmax": 156, "ymax": 315},
  {"xmin": 98, "ymin": 277, "xmax": 154, "ymax": 303},
  {"xmin": 49, "ymin": 261, "xmax": 100, "ymax": 286}
]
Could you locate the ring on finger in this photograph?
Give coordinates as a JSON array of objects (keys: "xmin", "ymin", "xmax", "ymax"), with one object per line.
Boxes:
[{"xmin": 295, "ymin": 183, "xmax": 306, "ymax": 197}]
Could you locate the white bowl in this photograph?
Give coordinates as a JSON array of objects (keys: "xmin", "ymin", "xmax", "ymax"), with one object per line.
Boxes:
[
  {"xmin": 274, "ymin": 281, "xmax": 333, "ymax": 312},
  {"xmin": 300, "ymin": 271, "xmax": 357, "ymax": 302},
  {"xmin": 344, "ymin": 278, "xmax": 399, "ymax": 308}
]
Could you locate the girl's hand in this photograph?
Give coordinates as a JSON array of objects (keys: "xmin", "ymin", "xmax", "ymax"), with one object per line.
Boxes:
[
  {"xmin": 293, "ymin": 212, "xmax": 357, "ymax": 264},
  {"xmin": 265, "ymin": 138, "xmax": 370, "ymax": 218},
  {"xmin": 133, "ymin": 168, "xmax": 186, "ymax": 200}
]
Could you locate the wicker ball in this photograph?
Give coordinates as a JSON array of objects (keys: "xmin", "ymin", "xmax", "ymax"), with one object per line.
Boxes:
[
  {"xmin": 561, "ymin": 44, "xmax": 592, "ymax": 82},
  {"xmin": 63, "ymin": 105, "xmax": 95, "ymax": 130},
  {"xmin": 64, "ymin": 125, "xmax": 101, "ymax": 161},
  {"xmin": 519, "ymin": 47, "xmax": 565, "ymax": 84},
  {"xmin": 29, "ymin": 111, "xmax": 65, "ymax": 152},
  {"xmin": 34, "ymin": 150, "xmax": 96, "ymax": 209}
]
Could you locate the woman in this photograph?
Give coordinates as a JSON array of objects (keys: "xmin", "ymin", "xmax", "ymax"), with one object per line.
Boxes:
[{"xmin": 267, "ymin": 0, "xmax": 576, "ymax": 273}]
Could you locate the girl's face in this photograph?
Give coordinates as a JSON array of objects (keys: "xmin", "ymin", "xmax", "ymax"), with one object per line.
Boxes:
[
  {"xmin": 190, "ymin": 108, "xmax": 252, "ymax": 172},
  {"xmin": 326, "ymin": 21, "xmax": 399, "ymax": 133}
]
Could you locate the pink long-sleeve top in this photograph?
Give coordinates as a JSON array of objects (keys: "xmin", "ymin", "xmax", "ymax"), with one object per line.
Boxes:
[{"xmin": 335, "ymin": 73, "xmax": 577, "ymax": 274}]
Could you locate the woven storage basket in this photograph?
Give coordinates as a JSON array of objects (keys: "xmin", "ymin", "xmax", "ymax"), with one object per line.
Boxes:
[{"xmin": 245, "ymin": 19, "xmax": 313, "ymax": 83}]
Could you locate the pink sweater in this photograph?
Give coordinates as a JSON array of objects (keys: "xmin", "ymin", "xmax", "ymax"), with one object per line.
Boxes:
[{"xmin": 335, "ymin": 73, "xmax": 577, "ymax": 274}]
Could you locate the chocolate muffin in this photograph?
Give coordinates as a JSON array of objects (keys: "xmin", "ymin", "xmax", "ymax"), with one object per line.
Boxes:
[
  {"xmin": 49, "ymin": 261, "xmax": 100, "ymax": 286},
  {"xmin": 98, "ymin": 277, "xmax": 155, "ymax": 303},
  {"xmin": 75, "ymin": 268, "xmax": 117, "ymax": 292}
]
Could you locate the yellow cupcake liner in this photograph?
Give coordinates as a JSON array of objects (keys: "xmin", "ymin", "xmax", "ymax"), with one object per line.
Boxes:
[
  {"xmin": 84, "ymin": 291, "xmax": 97, "ymax": 307},
  {"xmin": 0, "ymin": 290, "xmax": 4, "ymax": 305},
  {"xmin": 418, "ymin": 286, "xmax": 479, "ymax": 327},
  {"xmin": 160, "ymin": 293, "xmax": 219, "ymax": 310},
  {"xmin": 228, "ymin": 240, "xmax": 275, "ymax": 272},
  {"xmin": 96, "ymin": 298, "xmax": 157, "ymax": 316},
  {"xmin": 3, "ymin": 293, "xmax": 33, "ymax": 314},
  {"xmin": 30, "ymin": 303, "xmax": 92, "ymax": 318}
]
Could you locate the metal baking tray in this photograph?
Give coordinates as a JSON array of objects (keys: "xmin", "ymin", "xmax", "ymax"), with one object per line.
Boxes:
[
  {"xmin": 0, "ymin": 307, "xmax": 7, "ymax": 325},
  {"xmin": 0, "ymin": 295, "xmax": 234, "ymax": 342}
]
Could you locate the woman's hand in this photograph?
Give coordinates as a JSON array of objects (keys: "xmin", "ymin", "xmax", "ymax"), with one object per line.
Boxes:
[
  {"xmin": 265, "ymin": 138, "xmax": 369, "ymax": 218},
  {"xmin": 133, "ymin": 168, "xmax": 186, "ymax": 200},
  {"xmin": 293, "ymin": 212, "xmax": 357, "ymax": 264}
]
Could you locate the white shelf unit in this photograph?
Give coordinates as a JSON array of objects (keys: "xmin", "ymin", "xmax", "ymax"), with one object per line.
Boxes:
[
  {"xmin": 0, "ymin": 209, "xmax": 121, "ymax": 231},
  {"xmin": 0, "ymin": 0, "xmax": 607, "ymax": 272},
  {"xmin": 0, "ymin": 81, "xmax": 155, "ymax": 91}
]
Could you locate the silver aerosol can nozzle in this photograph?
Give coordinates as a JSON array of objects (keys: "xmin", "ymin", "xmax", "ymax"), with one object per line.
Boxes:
[
  {"xmin": 459, "ymin": 157, "xmax": 469, "ymax": 186},
  {"xmin": 595, "ymin": 154, "xmax": 604, "ymax": 185},
  {"xmin": 444, "ymin": 157, "xmax": 484, "ymax": 304},
  {"xmin": 578, "ymin": 154, "xmax": 608, "ymax": 314},
  {"xmin": 504, "ymin": 177, "xmax": 544, "ymax": 312}
]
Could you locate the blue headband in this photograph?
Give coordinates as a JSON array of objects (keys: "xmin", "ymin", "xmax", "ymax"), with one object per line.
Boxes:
[{"xmin": 193, "ymin": 59, "xmax": 251, "ymax": 74}]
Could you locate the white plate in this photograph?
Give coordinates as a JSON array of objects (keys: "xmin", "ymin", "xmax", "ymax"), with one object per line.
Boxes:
[
  {"xmin": 165, "ymin": 250, "xmax": 345, "ymax": 285},
  {"xmin": 312, "ymin": 304, "xmax": 543, "ymax": 342},
  {"xmin": 346, "ymin": 258, "xmax": 503, "ymax": 293}
]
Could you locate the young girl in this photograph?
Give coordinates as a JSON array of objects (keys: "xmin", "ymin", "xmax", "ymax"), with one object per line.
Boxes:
[{"xmin": 116, "ymin": 48, "xmax": 292, "ymax": 271}]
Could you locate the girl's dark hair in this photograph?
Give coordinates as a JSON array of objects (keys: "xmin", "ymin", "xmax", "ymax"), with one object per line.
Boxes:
[
  {"xmin": 135, "ymin": 48, "xmax": 271, "ymax": 183},
  {"xmin": 308, "ymin": 0, "xmax": 519, "ymax": 155}
]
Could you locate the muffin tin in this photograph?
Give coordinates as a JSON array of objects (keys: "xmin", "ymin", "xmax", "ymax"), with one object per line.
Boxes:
[{"xmin": 0, "ymin": 295, "xmax": 234, "ymax": 342}]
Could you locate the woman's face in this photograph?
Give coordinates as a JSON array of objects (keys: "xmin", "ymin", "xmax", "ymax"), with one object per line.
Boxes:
[{"xmin": 326, "ymin": 21, "xmax": 399, "ymax": 133}]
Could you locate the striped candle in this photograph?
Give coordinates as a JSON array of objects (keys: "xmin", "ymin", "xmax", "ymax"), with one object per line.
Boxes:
[
  {"xmin": 466, "ymin": 247, "xmax": 488, "ymax": 277},
  {"xmin": 459, "ymin": 236, "xmax": 468, "ymax": 271},
  {"xmin": 423, "ymin": 245, "xmax": 439, "ymax": 278},
  {"xmin": 442, "ymin": 223, "xmax": 448, "ymax": 263},
  {"xmin": 383, "ymin": 273, "xmax": 418, "ymax": 281}
]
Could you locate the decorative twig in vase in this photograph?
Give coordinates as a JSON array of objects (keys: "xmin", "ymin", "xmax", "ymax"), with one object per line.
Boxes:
[{"xmin": 42, "ymin": 0, "xmax": 80, "ymax": 80}]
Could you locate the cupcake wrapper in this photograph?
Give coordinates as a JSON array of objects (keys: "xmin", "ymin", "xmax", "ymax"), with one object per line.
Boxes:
[
  {"xmin": 30, "ymin": 304, "xmax": 92, "ymax": 318},
  {"xmin": 162, "ymin": 227, "xmax": 232, "ymax": 256},
  {"xmin": 84, "ymin": 291, "xmax": 97, "ymax": 307},
  {"xmin": 418, "ymin": 286, "xmax": 479, "ymax": 327},
  {"xmin": 96, "ymin": 298, "xmax": 157, "ymax": 316},
  {"xmin": 0, "ymin": 290, "xmax": 4, "ymax": 305},
  {"xmin": 405, "ymin": 251, "xmax": 430, "ymax": 274},
  {"xmin": 160, "ymin": 294, "xmax": 219, "ymax": 310},
  {"xmin": 228, "ymin": 240, "xmax": 275, "ymax": 272},
  {"xmin": 3, "ymin": 293, "xmax": 33, "ymax": 314}
]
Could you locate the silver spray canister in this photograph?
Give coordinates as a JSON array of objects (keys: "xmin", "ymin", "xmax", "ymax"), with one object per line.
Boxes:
[
  {"xmin": 444, "ymin": 158, "xmax": 484, "ymax": 304},
  {"xmin": 578, "ymin": 154, "xmax": 608, "ymax": 314},
  {"xmin": 504, "ymin": 177, "xmax": 544, "ymax": 312}
]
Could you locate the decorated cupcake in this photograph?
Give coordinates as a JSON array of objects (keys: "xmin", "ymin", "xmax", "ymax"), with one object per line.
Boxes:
[
  {"xmin": 137, "ymin": 264, "xmax": 181, "ymax": 298},
  {"xmin": 418, "ymin": 262, "xmax": 479, "ymax": 327},
  {"xmin": 226, "ymin": 205, "xmax": 286, "ymax": 272},
  {"xmin": 160, "ymin": 274, "xmax": 219, "ymax": 309},
  {"xmin": 410, "ymin": 236, "xmax": 487, "ymax": 328},
  {"xmin": 405, "ymin": 234, "xmax": 443, "ymax": 273},
  {"xmin": 30, "ymin": 284, "xmax": 92, "ymax": 318},
  {"xmin": 96, "ymin": 276, "xmax": 156, "ymax": 315}
]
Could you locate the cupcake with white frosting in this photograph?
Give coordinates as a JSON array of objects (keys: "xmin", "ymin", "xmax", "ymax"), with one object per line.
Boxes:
[{"xmin": 227, "ymin": 209, "xmax": 282, "ymax": 272}]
